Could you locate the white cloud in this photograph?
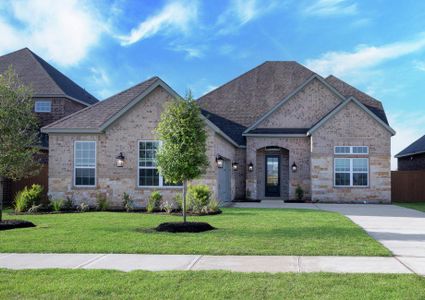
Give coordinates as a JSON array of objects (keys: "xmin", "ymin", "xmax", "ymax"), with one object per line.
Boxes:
[
  {"xmin": 171, "ymin": 44, "xmax": 205, "ymax": 59},
  {"xmin": 217, "ymin": 0, "xmax": 280, "ymax": 34},
  {"xmin": 303, "ymin": 0, "xmax": 357, "ymax": 16},
  {"xmin": 118, "ymin": 0, "xmax": 199, "ymax": 46},
  {"xmin": 0, "ymin": 0, "xmax": 105, "ymax": 66},
  {"xmin": 387, "ymin": 111, "xmax": 425, "ymax": 170},
  {"xmin": 413, "ymin": 60, "xmax": 425, "ymax": 72},
  {"xmin": 305, "ymin": 34, "xmax": 425, "ymax": 78}
]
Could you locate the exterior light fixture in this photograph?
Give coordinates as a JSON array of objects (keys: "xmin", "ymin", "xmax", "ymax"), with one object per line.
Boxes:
[
  {"xmin": 232, "ymin": 162, "xmax": 238, "ymax": 171},
  {"xmin": 291, "ymin": 162, "xmax": 297, "ymax": 172},
  {"xmin": 248, "ymin": 162, "xmax": 254, "ymax": 172},
  {"xmin": 216, "ymin": 155, "xmax": 224, "ymax": 168},
  {"xmin": 116, "ymin": 152, "xmax": 125, "ymax": 167}
]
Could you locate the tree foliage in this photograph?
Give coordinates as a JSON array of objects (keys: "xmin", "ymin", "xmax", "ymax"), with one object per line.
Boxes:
[
  {"xmin": 156, "ymin": 92, "xmax": 209, "ymax": 222},
  {"xmin": 0, "ymin": 67, "xmax": 40, "ymax": 180},
  {"xmin": 156, "ymin": 92, "xmax": 209, "ymax": 184}
]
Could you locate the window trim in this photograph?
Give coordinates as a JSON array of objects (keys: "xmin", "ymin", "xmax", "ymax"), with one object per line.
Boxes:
[
  {"xmin": 34, "ymin": 100, "xmax": 52, "ymax": 113},
  {"xmin": 137, "ymin": 140, "xmax": 182, "ymax": 188},
  {"xmin": 334, "ymin": 158, "xmax": 369, "ymax": 188},
  {"xmin": 334, "ymin": 146, "xmax": 369, "ymax": 155},
  {"xmin": 73, "ymin": 141, "xmax": 96, "ymax": 187}
]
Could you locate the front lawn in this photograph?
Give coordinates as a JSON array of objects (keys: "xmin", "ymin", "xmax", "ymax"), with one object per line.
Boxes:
[
  {"xmin": 1, "ymin": 269, "xmax": 424, "ymax": 299},
  {"xmin": 1, "ymin": 208, "xmax": 390, "ymax": 256},
  {"xmin": 396, "ymin": 202, "xmax": 425, "ymax": 213}
]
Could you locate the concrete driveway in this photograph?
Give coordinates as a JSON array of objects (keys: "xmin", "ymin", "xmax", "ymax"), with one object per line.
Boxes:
[{"xmin": 233, "ymin": 201, "xmax": 425, "ymax": 275}]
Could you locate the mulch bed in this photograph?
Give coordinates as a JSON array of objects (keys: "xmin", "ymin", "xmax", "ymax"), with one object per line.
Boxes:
[
  {"xmin": 0, "ymin": 220, "xmax": 36, "ymax": 231},
  {"xmin": 155, "ymin": 222, "xmax": 216, "ymax": 233}
]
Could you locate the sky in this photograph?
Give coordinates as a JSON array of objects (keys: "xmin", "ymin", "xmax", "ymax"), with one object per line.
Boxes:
[{"xmin": 0, "ymin": 0, "xmax": 424, "ymax": 169}]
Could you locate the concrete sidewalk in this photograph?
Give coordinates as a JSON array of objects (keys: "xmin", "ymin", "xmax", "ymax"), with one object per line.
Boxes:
[{"xmin": 0, "ymin": 253, "xmax": 418, "ymax": 274}]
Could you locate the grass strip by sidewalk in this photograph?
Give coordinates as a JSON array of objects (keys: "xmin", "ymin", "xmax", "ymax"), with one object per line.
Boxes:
[{"xmin": 0, "ymin": 269, "xmax": 424, "ymax": 300}]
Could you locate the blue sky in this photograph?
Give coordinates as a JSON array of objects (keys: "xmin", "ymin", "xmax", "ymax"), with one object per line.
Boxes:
[{"xmin": 1, "ymin": 0, "xmax": 425, "ymax": 168}]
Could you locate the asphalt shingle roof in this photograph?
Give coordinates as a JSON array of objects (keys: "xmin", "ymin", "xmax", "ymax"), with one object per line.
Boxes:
[
  {"xmin": 197, "ymin": 62, "xmax": 390, "ymax": 145},
  {"xmin": 246, "ymin": 128, "xmax": 309, "ymax": 135},
  {"xmin": 396, "ymin": 135, "xmax": 425, "ymax": 158},
  {"xmin": 43, "ymin": 77, "xmax": 159, "ymax": 130},
  {"xmin": 0, "ymin": 48, "xmax": 98, "ymax": 105}
]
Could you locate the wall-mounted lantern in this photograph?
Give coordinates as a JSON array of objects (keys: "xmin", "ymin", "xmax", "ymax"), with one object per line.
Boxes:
[
  {"xmin": 291, "ymin": 162, "xmax": 297, "ymax": 172},
  {"xmin": 116, "ymin": 152, "xmax": 125, "ymax": 167},
  {"xmin": 216, "ymin": 155, "xmax": 224, "ymax": 168},
  {"xmin": 232, "ymin": 162, "xmax": 238, "ymax": 171},
  {"xmin": 248, "ymin": 162, "xmax": 254, "ymax": 172}
]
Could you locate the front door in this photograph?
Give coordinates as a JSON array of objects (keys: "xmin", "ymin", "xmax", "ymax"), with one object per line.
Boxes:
[
  {"xmin": 218, "ymin": 159, "xmax": 231, "ymax": 202},
  {"xmin": 265, "ymin": 155, "xmax": 280, "ymax": 197}
]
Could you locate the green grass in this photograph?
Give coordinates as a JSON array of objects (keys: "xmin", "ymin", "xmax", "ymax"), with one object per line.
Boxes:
[
  {"xmin": 1, "ymin": 208, "xmax": 390, "ymax": 256},
  {"xmin": 0, "ymin": 269, "xmax": 424, "ymax": 299},
  {"xmin": 396, "ymin": 202, "xmax": 425, "ymax": 213}
]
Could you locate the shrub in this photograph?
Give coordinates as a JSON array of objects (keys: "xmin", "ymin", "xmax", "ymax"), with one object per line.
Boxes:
[
  {"xmin": 160, "ymin": 199, "xmax": 174, "ymax": 214},
  {"xmin": 295, "ymin": 185, "xmax": 304, "ymax": 201},
  {"xmin": 96, "ymin": 193, "xmax": 109, "ymax": 211},
  {"xmin": 207, "ymin": 199, "xmax": 220, "ymax": 213},
  {"xmin": 174, "ymin": 194, "xmax": 183, "ymax": 211},
  {"xmin": 147, "ymin": 191, "xmax": 162, "ymax": 213},
  {"xmin": 14, "ymin": 184, "xmax": 44, "ymax": 213},
  {"xmin": 122, "ymin": 192, "xmax": 134, "ymax": 212},
  {"xmin": 51, "ymin": 199, "xmax": 64, "ymax": 212},
  {"xmin": 187, "ymin": 184, "xmax": 211, "ymax": 214},
  {"xmin": 78, "ymin": 202, "xmax": 90, "ymax": 212},
  {"xmin": 62, "ymin": 197, "xmax": 74, "ymax": 211}
]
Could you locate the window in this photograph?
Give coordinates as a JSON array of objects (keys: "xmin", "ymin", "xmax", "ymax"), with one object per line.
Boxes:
[
  {"xmin": 35, "ymin": 100, "xmax": 52, "ymax": 112},
  {"xmin": 138, "ymin": 141, "xmax": 182, "ymax": 187},
  {"xmin": 334, "ymin": 158, "xmax": 369, "ymax": 187},
  {"xmin": 74, "ymin": 141, "xmax": 96, "ymax": 187},
  {"xmin": 335, "ymin": 146, "xmax": 368, "ymax": 155}
]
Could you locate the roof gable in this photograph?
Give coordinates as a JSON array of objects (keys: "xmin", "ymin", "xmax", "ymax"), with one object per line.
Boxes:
[
  {"xmin": 244, "ymin": 74, "xmax": 346, "ymax": 133},
  {"xmin": 307, "ymin": 97, "xmax": 395, "ymax": 136},
  {"xmin": 395, "ymin": 135, "xmax": 425, "ymax": 158},
  {"xmin": 0, "ymin": 48, "xmax": 98, "ymax": 105}
]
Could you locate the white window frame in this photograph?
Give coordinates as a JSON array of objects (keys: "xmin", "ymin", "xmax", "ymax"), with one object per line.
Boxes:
[
  {"xmin": 334, "ymin": 146, "xmax": 368, "ymax": 155},
  {"xmin": 137, "ymin": 140, "xmax": 182, "ymax": 188},
  {"xmin": 74, "ymin": 141, "xmax": 96, "ymax": 187},
  {"xmin": 334, "ymin": 158, "xmax": 369, "ymax": 187},
  {"xmin": 34, "ymin": 100, "xmax": 52, "ymax": 113}
]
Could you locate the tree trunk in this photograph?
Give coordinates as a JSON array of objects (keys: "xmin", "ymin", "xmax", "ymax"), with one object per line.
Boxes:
[
  {"xmin": 183, "ymin": 179, "xmax": 187, "ymax": 223},
  {"xmin": 0, "ymin": 177, "xmax": 3, "ymax": 222}
]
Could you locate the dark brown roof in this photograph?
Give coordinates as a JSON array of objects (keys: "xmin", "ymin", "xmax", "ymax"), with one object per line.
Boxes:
[
  {"xmin": 43, "ymin": 77, "xmax": 160, "ymax": 131},
  {"xmin": 198, "ymin": 61, "xmax": 315, "ymax": 127},
  {"xmin": 0, "ymin": 48, "xmax": 98, "ymax": 105}
]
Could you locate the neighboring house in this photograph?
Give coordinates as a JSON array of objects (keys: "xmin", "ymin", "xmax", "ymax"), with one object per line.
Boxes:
[
  {"xmin": 395, "ymin": 135, "xmax": 425, "ymax": 170},
  {"xmin": 42, "ymin": 62, "xmax": 395, "ymax": 206},
  {"xmin": 0, "ymin": 48, "xmax": 98, "ymax": 203}
]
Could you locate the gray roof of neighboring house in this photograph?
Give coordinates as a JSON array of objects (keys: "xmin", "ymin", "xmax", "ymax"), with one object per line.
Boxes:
[
  {"xmin": 395, "ymin": 135, "xmax": 425, "ymax": 158},
  {"xmin": 43, "ymin": 76, "xmax": 159, "ymax": 131},
  {"xmin": 0, "ymin": 48, "xmax": 98, "ymax": 105},
  {"xmin": 197, "ymin": 62, "xmax": 390, "ymax": 145}
]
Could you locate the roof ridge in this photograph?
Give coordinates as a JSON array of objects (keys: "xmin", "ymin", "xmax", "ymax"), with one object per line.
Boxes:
[
  {"xmin": 25, "ymin": 48, "xmax": 65, "ymax": 95},
  {"xmin": 43, "ymin": 76, "xmax": 160, "ymax": 129},
  {"xmin": 197, "ymin": 61, "xmax": 268, "ymax": 100}
]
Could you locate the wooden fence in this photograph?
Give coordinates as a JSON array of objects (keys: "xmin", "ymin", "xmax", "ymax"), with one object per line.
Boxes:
[{"xmin": 391, "ymin": 170, "xmax": 425, "ymax": 202}]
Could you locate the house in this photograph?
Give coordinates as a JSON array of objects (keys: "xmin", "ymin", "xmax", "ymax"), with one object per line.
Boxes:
[
  {"xmin": 395, "ymin": 135, "xmax": 425, "ymax": 170},
  {"xmin": 42, "ymin": 62, "xmax": 395, "ymax": 206},
  {"xmin": 0, "ymin": 48, "xmax": 98, "ymax": 203}
]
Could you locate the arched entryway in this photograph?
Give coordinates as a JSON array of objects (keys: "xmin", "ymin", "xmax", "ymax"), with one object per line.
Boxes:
[{"xmin": 256, "ymin": 146, "xmax": 289, "ymax": 200}]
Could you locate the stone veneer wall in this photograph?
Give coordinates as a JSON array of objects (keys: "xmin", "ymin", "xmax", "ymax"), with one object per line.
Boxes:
[
  {"xmin": 310, "ymin": 101, "xmax": 392, "ymax": 203},
  {"xmin": 48, "ymin": 86, "xmax": 241, "ymax": 208},
  {"xmin": 246, "ymin": 136, "xmax": 311, "ymax": 200}
]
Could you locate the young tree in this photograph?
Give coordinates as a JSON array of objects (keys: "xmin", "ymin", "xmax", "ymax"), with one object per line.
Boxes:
[
  {"xmin": 156, "ymin": 92, "xmax": 209, "ymax": 223},
  {"xmin": 0, "ymin": 67, "xmax": 40, "ymax": 222}
]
